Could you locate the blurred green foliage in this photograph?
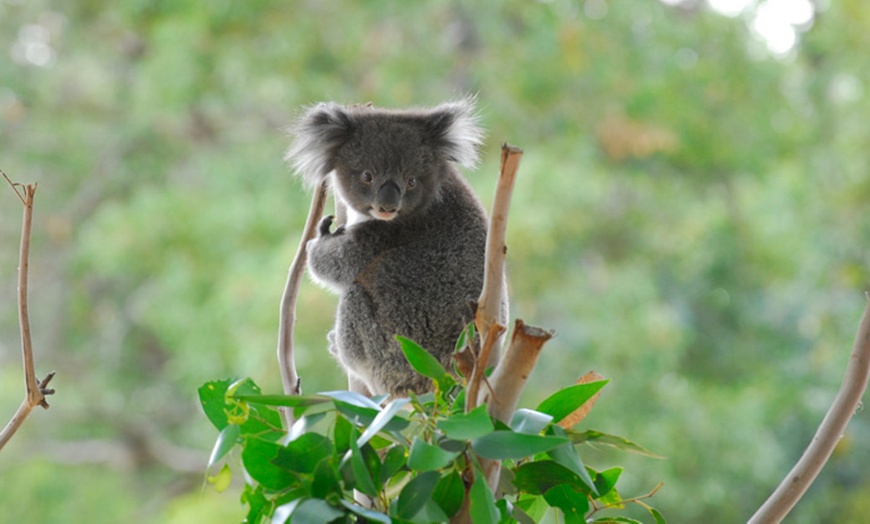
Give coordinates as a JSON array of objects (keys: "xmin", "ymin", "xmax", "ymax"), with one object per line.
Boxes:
[{"xmin": 1, "ymin": 0, "xmax": 869, "ymax": 522}]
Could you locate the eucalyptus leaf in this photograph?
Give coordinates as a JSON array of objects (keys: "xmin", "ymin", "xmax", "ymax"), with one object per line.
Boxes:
[
  {"xmin": 273, "ymin": 433, "xmax": 334, "ymax": 474},
  {"xmin": 513, "ymin": 460, "xmax": 589, "ymax": 495},
  {"xmin": 408, "ymin": 437, "xmax": 460, "ymax": 471},
  {"xmin": 437, "ymin": 404, "xmax": 494, "ymax": 440},
  {"xmin": 543, "ymin": 484, "xmax": 589, "ymax": 523},
  {"xmin": 346, "ymin": 433, "xmax": 378, "ymax": 497},
  {"xmin": 509, "ymin": 408, "xmax": 554, "ymax": 434},
  {"xmin": 340, "ymin": 500, "xmax": 392, "ymax": 524},
  {"xmin": 240, "ymin": 437, "xmax": 295, "ymax": 491},
  {"xmin": 397, "ymin": 335, "xmax": 448, "ymax": 380},
  {"xmin": 535, "ymin": 381, "xmax": 609, "ymax": 425},
  {"xmin": 469, "ymin": 468, "xmax": 499, "ymax": 524},
  {"xmin": 208, "ymin": 423, "xmax": 240, "ymax": 467},
  {"xmin": 472, "ymin": 431, "xmax": 568, "ymax": 460},
  {"xmin": 396, "ymin": 470, "xmax": 440, "ymax": 519},
  {"xmin": 290, "ymin": 498, "xmax": 344, "ymax": 524},
  {"xmin": 198, "ymin": 379, "xmax": 232, "ymax": 431},
  {"xmin": 433, "ymin": 470, "xmax": 464, "ymax": 518},
  {"xmin": 357, "ymin": 398, "xmax": 410, "ymax": 447}
]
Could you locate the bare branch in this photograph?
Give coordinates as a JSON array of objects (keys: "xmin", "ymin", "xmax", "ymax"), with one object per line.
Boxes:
[
  {"xmin": 276, "ymin": 181, "xmax": 329, "ymax": 427},
  {"xmin": 483, "ymin": 319, "xmax": 554, "ymax": 424},
  {"xmin": 2, "ymin": 169, "xmax": 26, "ymax": 205},
  {"xmin": 1, "ymin": 178, "xmax": 54, "ymax": 453},
  {"xmin": 474, "ymin": 144, "xmax": 522, "ymax": 351},
  {"xmin": 748, "ymin": 299, "xmax": 870, "ymax": 524}
]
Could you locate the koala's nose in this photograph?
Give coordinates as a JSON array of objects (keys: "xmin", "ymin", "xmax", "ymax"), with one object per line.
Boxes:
[{"xmin": 377, "ymin": 181, "xmax": 402, "ymax": 212}]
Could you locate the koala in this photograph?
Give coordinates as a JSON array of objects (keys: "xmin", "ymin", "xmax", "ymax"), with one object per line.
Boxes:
[{"xmin": 286, "ymin": 98, "xmax": 499, "ymax": 397}]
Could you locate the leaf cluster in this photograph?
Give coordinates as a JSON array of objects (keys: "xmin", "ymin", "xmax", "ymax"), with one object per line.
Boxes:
[{"xmin": 198, "ymin": 339, "xmax": 664, "ymax": 523}]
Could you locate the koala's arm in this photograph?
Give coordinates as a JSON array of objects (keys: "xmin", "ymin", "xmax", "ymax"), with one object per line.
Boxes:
[{"xmin": 306, "ymin": 215, "xmax": 382, "ymax": 292}]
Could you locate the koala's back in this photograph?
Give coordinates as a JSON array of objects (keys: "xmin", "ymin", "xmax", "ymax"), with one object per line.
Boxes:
[{"xmin": 337, "ymin": 172, "xmax": 487, "ymax": 395}]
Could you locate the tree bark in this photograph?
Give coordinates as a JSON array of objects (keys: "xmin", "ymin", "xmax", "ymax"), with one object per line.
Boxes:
[{"xmin": 276, "ymin": 181, "xmax": 328, "ymax": 427}]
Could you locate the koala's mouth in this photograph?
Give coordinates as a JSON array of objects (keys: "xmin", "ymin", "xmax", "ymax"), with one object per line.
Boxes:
[{"xmin": 370, "ymin": 209, "xmax": 398, "ymax": 221}]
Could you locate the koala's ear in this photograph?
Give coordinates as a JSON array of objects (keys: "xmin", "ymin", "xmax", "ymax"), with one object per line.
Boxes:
[
  {"xmin": 425, "ymin": 96, "xmax": 484, "ymax": 169},
  {"xmin": 285, "ymin": 102, "xmax": 355, "ymax": 188}
]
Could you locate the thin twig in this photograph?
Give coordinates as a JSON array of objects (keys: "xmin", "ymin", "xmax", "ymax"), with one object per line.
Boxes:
[
  {"xmin": 589, "ymin": 482, "xmax": 665, "ymax": 516},
  {"xmin": 0, "ymin": 178, "xmax": 54, "ymax": 452},
  {"xmin": 465, "ymin": 323, "xmax": 505, "ymax": 413},
  {"xmin": 748, "ymin": 299, "xmax": 870, "ymax": 523},
  {"xmin": 276, "ymin": 180, "xmax": 329, "ymax": 427},
  {"xmin": 1, "ymin": 169, "xmax": 26, "ymax": 205}
]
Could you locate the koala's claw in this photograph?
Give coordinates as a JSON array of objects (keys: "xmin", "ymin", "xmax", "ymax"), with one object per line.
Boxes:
[{"xmin": 319, "ymin": 215, "xmax": 335, "ymax": 236}]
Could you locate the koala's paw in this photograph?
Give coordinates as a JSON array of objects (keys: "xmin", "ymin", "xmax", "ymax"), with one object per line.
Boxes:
[
  {"xmin": 318, "ymin": 215, "xmax": 335, "ymax": 236},
  {"xmin": 318, "ymin": 215, "xmax": 346, "ymax": 237}
]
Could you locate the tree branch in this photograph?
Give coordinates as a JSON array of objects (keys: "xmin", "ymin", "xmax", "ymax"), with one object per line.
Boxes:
[
  {"xmin": 276, "ymin": 181, "xmax": 328, "ymax": 427},
  {"xmin": 474, "ymin": 144, "xmax": 522, "ymax": 351},
  {"xmin": 748, "ymin": 298, "xmax": 870, "ymax": 523},
  {"xmin": 0, "ymin": 173, "xmax": 55, "ymax": 452}
]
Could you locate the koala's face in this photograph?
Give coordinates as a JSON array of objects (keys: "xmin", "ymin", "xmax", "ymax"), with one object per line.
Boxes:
[
  {"xmin": 287, "ymin": 98, "xmax": 483, "ymax": 221},
  {"xmin": 332, "ymin": 119, "xmax": 443, "ymax": 222}
]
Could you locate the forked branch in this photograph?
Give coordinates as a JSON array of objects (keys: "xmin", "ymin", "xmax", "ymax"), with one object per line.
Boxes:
[{"xmin": 0, "ymin": 172, "xmax": 56, "ymax": 452}]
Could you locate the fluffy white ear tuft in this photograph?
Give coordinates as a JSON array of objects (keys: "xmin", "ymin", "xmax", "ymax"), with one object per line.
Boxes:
[
  {"xmin": 285, "ymin": 102, "xmax": 354, "ymax": 189},
  {"xmin": 431, "ymin": 96, "xmax": 485, "ymax": 169}
]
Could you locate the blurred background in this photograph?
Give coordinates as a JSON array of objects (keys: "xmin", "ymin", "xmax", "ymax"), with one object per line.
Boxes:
[{"xmin": 1, "ymin": 0, "xmax": 869, "ymax": 522}]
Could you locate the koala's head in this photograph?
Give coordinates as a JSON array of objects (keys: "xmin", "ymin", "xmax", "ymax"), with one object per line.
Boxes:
[{"xmin": 287, "ymin": 97, "xmax": 483, "ymax": 221}]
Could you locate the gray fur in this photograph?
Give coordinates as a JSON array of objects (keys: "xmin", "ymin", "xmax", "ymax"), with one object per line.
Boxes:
[{"xmin": 287, "ymin": 98, "xmax": 494, "ymax": 396}]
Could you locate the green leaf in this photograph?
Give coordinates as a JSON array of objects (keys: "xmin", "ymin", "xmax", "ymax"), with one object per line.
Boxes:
[
  {"xmin": 408, "ymin": 437, "xmax": 460, "ymax": 471},
  {"xmin": 569, "ymin": 429, "xmax": 663, "ymax": 458},
  {"xmin": 455, "ymin": 322, "xmax": 475, "ymax": 351},
  {"xmin": 511, "ymin": 497, "xmax": 541, "ymax": 524},
  {"xmin": 513, "ymin": 460, "xmax": 589, "ymax": 495},
  {"xmin": 198, "ymin": 379, "xmax": 232, "ymax": 430},
  {"xmin": 240, "ymin": 437, "xmax": 295, "ymax": 491},
  {"xmin": 510, "ymin": 409, "xmax": 554, "ymax": 434},
  {"xmin": 589, "ymin": 518, "xmax": 642, "ymax": 523},
  {"xmin": 649, "ymin": 507, "xmax": 668, "ymax": 524},
  {"xmin": 396, "ymin": 470, "xmax": 440, "ymax": 519},
  {"xmin": 346, "ymin": 434, "xmax": 379, "ymax": 497},
  {"xmin": 357, "ymin": 398, "xmax": 410, "ymax": 447},
  {"xmin": 321, "ymin": 390, "xmax": 383, "ymax": 410},
  {"xmin": 208, "ymin": 423, "xmax": 240, "ymax": 467},
  {"xmin": 291, "ymin": 498, "xmax": 344, "ymax": 524},
  {"xmin": 311, "ymin": 458, "xmax": 342, "ymax": 500},
  {"xmin": 340, "ymin": 500, "xmax": 391, "ymax": 523},
  {"xmin": 397, "ymin": 335, "xmax": 448, "ymax": 380},
  {"xmin": 594, "ymin": 467, "xmax": 623, "ymax": 499},
  {"xmin": 273, "ymin": 433, "xmax": 334, "ymax": 474},
  {"xmin": 543, "ymin": 484, "xmax": 589, "ymax": 523},
  {"xmin": 472, "ymin": 431, "xmax": 569, "ymax": 460},
  {"xmin": 535, "ymin": 381, "xmax": 609, "ymax": 425},
  {"xmin": 232, "ymin": 393, "xmax": 332, "ymax": 409},
  {"xmin": 333, "ymin": 413, "xmax": 355, "ymax": 456},
  {"xmin": 437, "ymin": 404, "xmax": 494, "ymax": 440},
  {"xmin": 546, "ymin": 426, "xmax": 597, "ymax": 495},
  {"xmin": 433, "ymin": 470, "xmax": 464, "ymax": 518},
  {"xmin": 380, "ymin": 445, "xmax": 407, "ymax": 485},
  {"xmin": 469, "ymin": 469, "xmax": 499, "ymax": 524},
  {"xmin": 241, "ymin": 485, "xmax": 269, "ymax": 524},
  {"xmin": 334, "ymin": 401, "xmax": 409, "ymax": 434}
]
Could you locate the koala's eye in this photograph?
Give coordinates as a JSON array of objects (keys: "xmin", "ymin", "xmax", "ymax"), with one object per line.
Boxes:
[
  {"xmin": 360, "ymin": 171, "xmax": 373, "ymax": 184},
  {"xmin": 406, "ymin": 177, "xmax": 417, "ymax": 189}
]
